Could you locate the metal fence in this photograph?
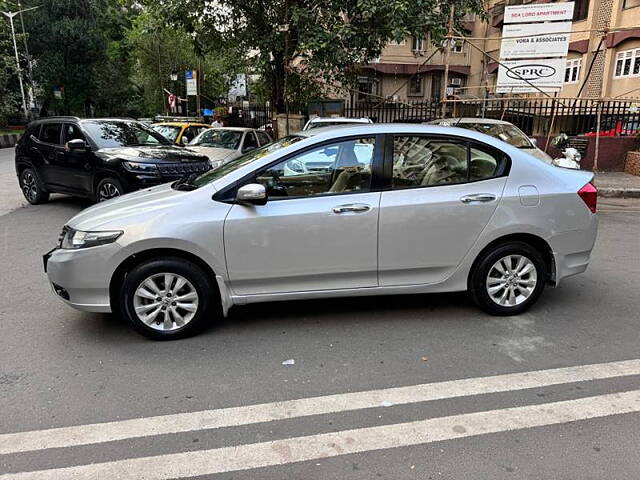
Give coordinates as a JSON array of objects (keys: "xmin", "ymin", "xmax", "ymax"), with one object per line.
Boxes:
[{"xmin": 231, "ymin": 98, "xmax": 640, "ymax": 137}]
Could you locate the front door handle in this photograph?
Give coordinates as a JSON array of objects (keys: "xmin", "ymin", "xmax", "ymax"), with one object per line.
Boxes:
[
  {"xmin": 460, "ymin": 193, "xmax": 496, "ymax": 204},
  {"xmin": 332, "ymin": 203, "xmax": 371, "ymax": 214}
]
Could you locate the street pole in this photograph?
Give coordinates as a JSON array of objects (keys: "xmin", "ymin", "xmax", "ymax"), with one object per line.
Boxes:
[
  {"xmin": 440, "ymin": 6, "xmax": 454, "ymax": 118},
  {"xmin": 17, "ymin": 0, "xmax": 34, "ymax": 113},
  {"xmin": 2, "ymin": 10, "xmax": 30, "ymax": 119}
]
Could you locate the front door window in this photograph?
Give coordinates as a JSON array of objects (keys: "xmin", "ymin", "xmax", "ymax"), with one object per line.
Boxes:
[{"xmin": 254, "ymin": 137, "xmax": 375, "ymax": 198}]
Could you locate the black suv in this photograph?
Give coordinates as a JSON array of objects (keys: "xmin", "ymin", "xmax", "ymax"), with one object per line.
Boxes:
[{"xmin": 15, "ymin": 117, "xmax": 211, "ymax": 204}]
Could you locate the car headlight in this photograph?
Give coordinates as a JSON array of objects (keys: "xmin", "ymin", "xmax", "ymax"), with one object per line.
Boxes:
[
  {"xmin": 122, "ymin": 161, "xmax": 158, "ymax": 174},
  {"xmin": 60, "ymin": 227, "xmax": 123, "ymax": 249}
]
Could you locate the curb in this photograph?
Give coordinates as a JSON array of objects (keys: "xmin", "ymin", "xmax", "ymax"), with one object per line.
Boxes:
[
  {"xmin": 0, "ymin": 134, "xmax": 21, "ymax": 148},
  {"xmin": 598, "ymin": 188, "xmax": 640, "ymax": 199}
]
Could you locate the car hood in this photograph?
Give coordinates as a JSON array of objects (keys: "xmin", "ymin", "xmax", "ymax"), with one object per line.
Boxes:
[
  {"xmin": 186, "ymin": 146, "xmax": 239, "ymax": 162},
  {"xmin": 97, "ymin": 146, "xmax": 208, "ymax": 163},
  {"xmin": 67, "ymin": 183, "xmax": 192, "ymax": 231}
]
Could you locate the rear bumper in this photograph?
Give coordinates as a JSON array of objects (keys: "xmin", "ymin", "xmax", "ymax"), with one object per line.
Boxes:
[{"xmin": 548, "ymin": 215, "xmax": 599, "ymax": 285}]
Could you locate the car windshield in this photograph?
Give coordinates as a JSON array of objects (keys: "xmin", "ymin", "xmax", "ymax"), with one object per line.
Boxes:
[
  {"xmin": 455, "ymin": 122, "xmax": 533, "ymax": 148},
  {"xmin": 189, "ymin": 129, "xmax": 243, "ymax": 149},
  {"xmin": 185, "ymin": 135, "xmax": 305, "ymax": 189},
  {"xmin": 83, "ymin": 121, "xmax": 171, "ymax": 148},
  {"xmin": 151, "ymin": 125, "xmax": 182, "ymax": 142}
]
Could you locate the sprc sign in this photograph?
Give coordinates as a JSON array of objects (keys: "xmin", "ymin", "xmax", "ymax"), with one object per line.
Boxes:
[{"xmin": 497, "ymin": 58, "xmax": 567, "ymax": 93}]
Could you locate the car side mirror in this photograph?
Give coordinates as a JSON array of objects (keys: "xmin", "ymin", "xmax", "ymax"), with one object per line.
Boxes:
[
  {"xmin": 66, "ymin": 139, "xmax": 87, "ymax": 151},
  {"xmin": 529, "ymin": 137, "xmax": 537, "ymax": 147},
  {"xmin": 236, "ymin": 183, "xmax": 267, "ymax": 205}
]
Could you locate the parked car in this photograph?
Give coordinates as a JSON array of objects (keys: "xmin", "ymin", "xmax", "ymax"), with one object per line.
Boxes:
[
  {"xmin": 150, "ymin": 122, "xmax": 212, "ymax": 146},
  {"xmin": 44, "ymin": 124, "xmax": 598, "ymax": 340},
  {"xmin": 583, "ymin": 118, "xmax": 640, "ymax": 137},
  {"xmin": 186, "ymin": 127, "xmax": 272, "ymax": 168},
  {"xmin": 427, "ymin": 118, "xmax": 553, "ymax": 164},
  {"xmin": 303, "ymin": 116, "xmax": 373, "ymax": 131},
  {"xmin": 16, "ymin": 117, "xmax": 211, "ymax": 204}
]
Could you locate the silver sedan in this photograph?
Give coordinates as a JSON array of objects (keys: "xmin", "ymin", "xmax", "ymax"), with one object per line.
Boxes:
[{"xmin": 44, "ymin": 124, "xmax": 598, "ymax": 339}]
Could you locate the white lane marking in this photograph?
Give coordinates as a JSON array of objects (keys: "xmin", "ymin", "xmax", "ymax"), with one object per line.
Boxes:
[
  {"xmin": 2, "ymin": 390, "xmax": 640, "ymax": 480},
  {"xmin": 1, "ymin": 359, "xmax": 640, "ymax": 455}
]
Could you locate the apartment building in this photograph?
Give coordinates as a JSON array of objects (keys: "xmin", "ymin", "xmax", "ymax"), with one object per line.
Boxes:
[{"xmin": 353, "ymin": 0, "xmax": 640, "ymax": 103}]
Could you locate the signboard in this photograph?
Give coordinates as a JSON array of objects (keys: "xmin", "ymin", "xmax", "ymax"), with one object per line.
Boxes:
[
  {"xmin": 504, "ymin": 2, "xmax": 574, "ymax": 23},
  {"xmin": 185, "ymin": 70, "xmax": 197, "ymax": 96},
  {"xmin": 496, "ymin": 58, "xmax": 567, "ymax": 93},
  {"xmin": 500, "ymin": 22, "xmax": 571, "ymax": 59}
]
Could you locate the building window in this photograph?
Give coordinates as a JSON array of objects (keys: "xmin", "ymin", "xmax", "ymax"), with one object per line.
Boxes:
[
  {"xmin": 357, "ymin": 77, "xmax": 378, "ymax": 102},
  {"xmin": 408, "ymin": 75, "xmax": 424, "ymax": 96},
  {"xmin": 452, "ymin": 40, "xmax": 464, "ymax": 53},
  {"xmin": 614, "ymin": 48, "xmax": 640, "ymax": 78},
  {"xmin": 623, "ymin": 0, "xmax": 640, "ymax": 9},
  {"xmin": 412, "ymin": 36, "xmax": 425, "ymax": 52},
  {"xmin": 388, "ymin": 38, "xmax": 406, "ymax": 46},
  {"xmin": 565, "ymin": 58, "xmax": 581, "ymax": 83},
  {"xmin": 573, "ymin": 0, "xmax": 589, "ymax": 21}
]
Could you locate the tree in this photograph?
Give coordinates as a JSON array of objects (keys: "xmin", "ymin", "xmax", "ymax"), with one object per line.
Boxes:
[
  {"xmin": 150, "ymin": 0, "xmax": 486, "ymax": 112},
  {"xmin": 0, "ymin": 27, "xmax": 22, "ymax": 125}
]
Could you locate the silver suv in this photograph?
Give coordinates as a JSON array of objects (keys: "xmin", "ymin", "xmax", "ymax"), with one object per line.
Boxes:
[{"xmin": 44, "ymin": 124, "xmax": 598, "ymax": 340}]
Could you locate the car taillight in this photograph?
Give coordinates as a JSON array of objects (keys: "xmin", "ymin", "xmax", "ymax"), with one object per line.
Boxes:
[{"xmin": 578, "ymin": 182, "xmax": 597, "ymax": 213}]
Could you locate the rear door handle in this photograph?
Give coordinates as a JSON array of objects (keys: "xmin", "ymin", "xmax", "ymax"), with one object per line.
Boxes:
[
  {"xmin": 460, "ymin": 193, "xmax": 496, "ymax": 204},
  {"xmin": 332, "ymin": 203, "xmax": 371, "ymax": 214}
]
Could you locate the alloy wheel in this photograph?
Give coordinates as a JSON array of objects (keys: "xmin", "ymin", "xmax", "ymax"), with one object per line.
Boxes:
[
  {"xmin": 98, "ymin": 182, "xmax": 121, "ymax": 202},
  {"xmin": 485, "ymin": 254, "xmax": 538, "ymax": 307},
  {"xmin": 21, "ymin": 171, "xmax": 38, "ymax": 202},
  {"xmin": 133, "ymin": 273, "xmax": 199, "ymax": 331}
]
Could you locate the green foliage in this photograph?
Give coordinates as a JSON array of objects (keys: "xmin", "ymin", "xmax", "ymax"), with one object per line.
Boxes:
[
  {"xmin": 0, "ymin": 28, "xmax": 21, "ymax": 126},
  {"xmin": 150, "ymin": 0, "xmax": 487, "ymax": 111}
]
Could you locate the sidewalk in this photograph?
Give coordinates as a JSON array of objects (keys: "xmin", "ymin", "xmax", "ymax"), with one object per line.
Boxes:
[{"xmin": 594, "ymin": 172, "xmax": 640, "ymax": 198}]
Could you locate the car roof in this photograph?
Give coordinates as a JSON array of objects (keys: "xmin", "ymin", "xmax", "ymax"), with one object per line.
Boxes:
[
  {"xmin": 309, "ymin": 117, "xmax": 371, "ymax": 123},
  {"xmin": 210, "ymin": 127, "xmax": 256, "ymax": 132},
  {"xmin": 428, "ymin": 117, "xmax": 513, "ymax": 125},
  {"xmin": 152, "ymin": 122, "xmax": 211, "ymax": 128}
]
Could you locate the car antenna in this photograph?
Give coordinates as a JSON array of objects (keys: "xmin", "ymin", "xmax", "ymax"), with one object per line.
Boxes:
[{"xmin": 454, "ymin": 117, "xmax": 463, "ymax": 127}]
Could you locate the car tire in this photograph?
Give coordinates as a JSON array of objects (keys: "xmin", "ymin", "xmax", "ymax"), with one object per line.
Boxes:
[
  {"xmin": 119, "ymin": 257, "xmax": 217, "ymax": 340},
  {"xmin": 19, "ymin": 168, "xmax": 49, "ymax": 204},
  {"xmin": 469, "ymin": 241, "xmax": 547, "ymax": 316},
  {"xmin": 95, "ymin": 177, "xmax": 124, "ymax": 203}
]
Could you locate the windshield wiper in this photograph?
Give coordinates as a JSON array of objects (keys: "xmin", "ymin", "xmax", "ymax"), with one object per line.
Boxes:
[{"xmin": 172, "ymin": 172, "xmax": 199, "ymax": 191}]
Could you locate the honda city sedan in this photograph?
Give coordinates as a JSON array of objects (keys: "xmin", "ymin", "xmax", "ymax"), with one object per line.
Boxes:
[{"xmin": 44, "ymin": 124, "xmax": 598, "ymax": 340}]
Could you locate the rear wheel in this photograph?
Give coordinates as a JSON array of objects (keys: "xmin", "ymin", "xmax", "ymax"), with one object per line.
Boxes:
[
  {"xmin": 469, "ymin": 242, "xmax": 546, "ymax": 316},
  {"xmin": 19, "ymin": 168, "xmax": 49, "ymax": 204},
  {"xmin": 95, "ymin": 177, "xmax": 123, "ymax": 203},
  {"xmin": 119, "ymin": 258, "xmax": 217, "ymax": 340}
]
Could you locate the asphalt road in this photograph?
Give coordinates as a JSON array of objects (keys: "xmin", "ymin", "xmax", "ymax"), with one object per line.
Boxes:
[{"xmin": 1, "ymin": 146, "xmax": 640, "ymax": 479}]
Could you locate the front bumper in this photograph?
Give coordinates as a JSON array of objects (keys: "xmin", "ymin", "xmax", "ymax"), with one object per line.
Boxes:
[{"xmin": 44, "ymin": 243, "xmax": 126, "ymax": 313}]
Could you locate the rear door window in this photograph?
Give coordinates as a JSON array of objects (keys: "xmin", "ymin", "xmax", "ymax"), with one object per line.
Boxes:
[
  {"xmin": 256, "ymin": 131, "xmax": 272, "ymax": 146},
  {"xmin": 39, "ymin": 123, "xmax": 62, "ymax": 145}
]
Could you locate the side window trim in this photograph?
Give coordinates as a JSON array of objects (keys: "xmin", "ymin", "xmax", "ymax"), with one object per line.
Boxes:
[
  {"xmin": 213, "ymin": 134, "xmax": 385, "ymax": 203},
  {"xmin": 36, "ymin": 122, "xmax": 64, "ymax": 147}
]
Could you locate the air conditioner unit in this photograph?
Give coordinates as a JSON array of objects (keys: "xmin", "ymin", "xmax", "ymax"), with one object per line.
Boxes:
[{"xmin": 450, "ymin": 78, "xmax": 462, "ymax": 86}]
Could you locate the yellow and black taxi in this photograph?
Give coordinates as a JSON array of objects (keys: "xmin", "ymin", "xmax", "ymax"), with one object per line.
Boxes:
[{"xmin": 150, "ymin": 121, "xmax": 211, "ymax": 146}]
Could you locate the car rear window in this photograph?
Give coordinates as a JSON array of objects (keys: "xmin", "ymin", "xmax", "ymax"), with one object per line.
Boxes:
[{"xmin": 39, "ymin": 123, "xmax": 62, "ymax": 144}]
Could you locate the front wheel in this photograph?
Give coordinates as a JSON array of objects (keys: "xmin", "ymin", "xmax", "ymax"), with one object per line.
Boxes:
[
  {"xmin": 19, "ymin": 168, "xmax": 49, "ymax": 204},
  {"xmin": 469, "ymin": 242, "xmax": 546, "ymax": 316},
  {"xmin": 119, "ymin": 258, "xmax": 217, "ymax": 340},
  {"xmin": 95, "ymin": 177, "xmax": 123, "ymax": 203}
]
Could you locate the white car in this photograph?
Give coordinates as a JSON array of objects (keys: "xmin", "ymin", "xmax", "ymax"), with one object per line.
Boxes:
[
  {"xmin": 44, "ymin": 124, "xmax": 598, "ymax": 340},
  {"xmin": 187, "ymin": 127, "xmax": 272, "ymax": 168},
  {"xmin": 303, "ymin": 117, "xmax": 373, "ymax": 131}
]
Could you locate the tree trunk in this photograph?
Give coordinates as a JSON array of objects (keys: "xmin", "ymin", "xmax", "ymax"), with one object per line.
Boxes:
[{"xmin": 271, "ymin": 55, "xmax": 286, "ymax": 114}]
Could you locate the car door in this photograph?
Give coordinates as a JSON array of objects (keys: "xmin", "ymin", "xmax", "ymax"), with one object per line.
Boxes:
[
  {"xmin": 224, "ymin": 135, "xmax": 381, "ymax": 295},
  {"xmin": 378, "ymin": 135, "xmax": 508, "ymax": 286},
  {"xmin": 34, "ymin": 122, "xmax": 63, "ymax": 188},
  {"xmin": 53, "ymin": 123, "xmax": 94, "ymax": 194}
]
